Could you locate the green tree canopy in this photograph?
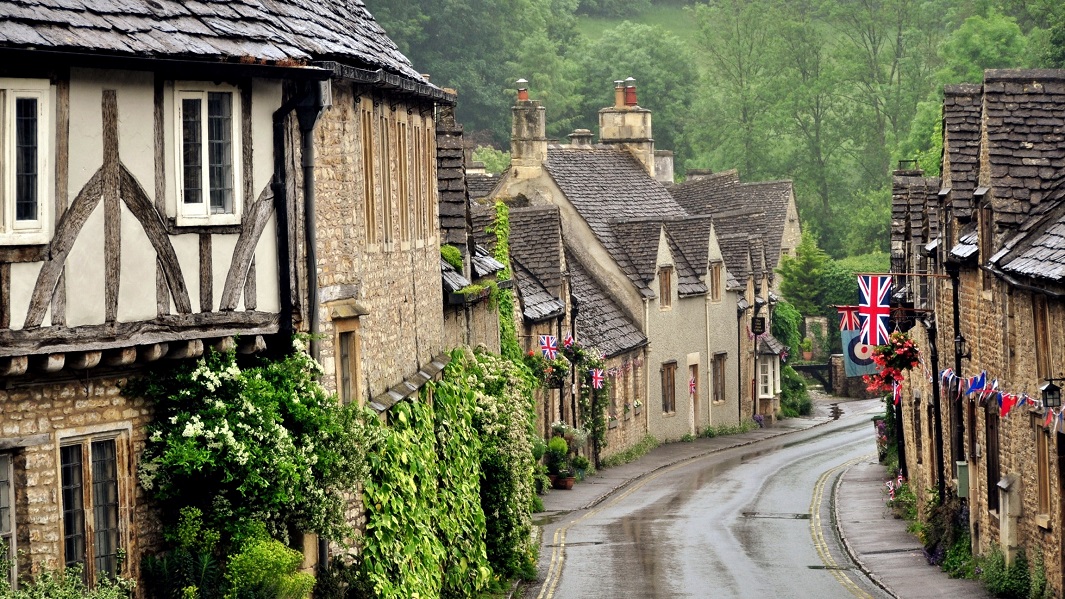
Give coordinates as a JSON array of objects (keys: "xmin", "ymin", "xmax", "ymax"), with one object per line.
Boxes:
[
  {"xmin": 938, "ymin": 10, "xmax": 1028, "ymax": 83},
  {"xmin": 777, "ymin": 230, "xmax": 830, "ymax": 317}
]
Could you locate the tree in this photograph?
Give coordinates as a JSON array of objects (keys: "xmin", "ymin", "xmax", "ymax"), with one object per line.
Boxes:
[
  {"xmin": 574, "ymin": 22, "xmax": 699, "ymax": 166},
  {"xmin": 777, "ymin": 231, "xmax": 830, "ymax": 317},
  {"xmin": 937, "ymin": 10, "xmax": 1028, "ymax": 83}
]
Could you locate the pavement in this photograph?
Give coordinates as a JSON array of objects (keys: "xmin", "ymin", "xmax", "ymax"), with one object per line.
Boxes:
[{"xmin": 535, "ymin": 407, "xmax": 992, "ymax": 599}]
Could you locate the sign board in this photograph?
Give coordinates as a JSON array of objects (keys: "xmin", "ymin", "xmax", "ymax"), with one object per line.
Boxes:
[{"xmin": 751, "ymin": 317, "xmax": 766, "ymax": 336}]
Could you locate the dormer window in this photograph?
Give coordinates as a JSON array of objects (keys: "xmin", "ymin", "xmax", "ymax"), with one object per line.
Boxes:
[
  {"xmin": 175, "ymin": 83, "xmax": 242, "ymax": 226},
  {"xmin": 0, "ymin": 78, "xmax": 51, "ymax": 245},
  {"xmin": 659, "ymin": 265, "xmax": 673, "ymax": 309}
]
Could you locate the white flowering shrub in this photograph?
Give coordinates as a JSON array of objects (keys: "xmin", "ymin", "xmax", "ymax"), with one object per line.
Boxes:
[{"xmin": 128, "ymin": 340, "xmax": 376, "ymax": 544}]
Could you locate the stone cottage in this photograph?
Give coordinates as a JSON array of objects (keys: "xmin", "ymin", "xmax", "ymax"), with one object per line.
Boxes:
[
  {"xmin": 893, "ymin": 69, "xmax": 1065, "ymax": 591},
  {"xmin": 0, "ymin": 0, "xmax": 459, "ymax": 589},
  {"xmin": 487, "ymin": 81, "xmax": 748, "ymax": 442}
]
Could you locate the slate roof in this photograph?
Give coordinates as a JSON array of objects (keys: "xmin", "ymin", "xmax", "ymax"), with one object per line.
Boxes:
[
  {"xmin": 981, "ymin": 70, "xmax": 1065, "ymax": 227},
  {"xmin": 0, "ymin": 0, "xmax": 426, "ymax": 82},
  {"xmin": 441, "ymin": 259, "xmax": 470, "ymax": 294},
  {"xmin": 545, "ymin": 145, "xmax": 688, "ymax": 295},
  {"xmin": 891, "ymin": 171, "xmax": 941, "ymax": 246},
  {"xmin": 471, "ymin": 245, "xmax": 504, "ymax": 279},
  {"xmin": 756, "ymin": 333, "xmax": 785, "ymax": 356},
  {"xmin": 669, "ymin": 170, "xmax": 740, "ymax": 214},
  {"xmin": 942, "ymin": 84, "xmax": 983, "ymax": 219},
  {"xmin": 949, "ymin": 226, "xmax": 979, "ymax": 260},
  {"xmin": 567, "ymin": 250, "xmax": 647, "ymax": 358},
  {"xmin": 990, "ymin": 175, "xmax": 1065, "ymax": 283},
  {"xmin": 509, "ymin": 207, "xmax": 564, "ymax": 295},
  {"xmin": 513, "ymin": 261, "xmax": 565, "ymax": 323},
  {"xmin": 467, "ymin": 173, "xmax": 500, "ymax": 201}
]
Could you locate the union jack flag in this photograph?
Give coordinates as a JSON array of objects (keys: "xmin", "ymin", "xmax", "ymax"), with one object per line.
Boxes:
[
  {"xmin": 837, "ymin": 306, "xmax": 862, "ymax": 332},
  {"xmin": 539, "ymin": 335, "xmax": 558, "ymax": 360},
  {"xmin": 563, "ymin": 333, "xmax": 574, "ymax": 348},
  {"xmin": 591, "ymin": 368, "xmax": 604, "ymax": 389},
  {"xmin": 689, "ymin": 376, "xmax": 697, "ymax": 396},
  {"xmin": 892, "ymin": 380, "xmax": 901, "ymax": 406},
  {"xmin": 857, "ymin": 275, "xmax": 892, "ymax": 346}
]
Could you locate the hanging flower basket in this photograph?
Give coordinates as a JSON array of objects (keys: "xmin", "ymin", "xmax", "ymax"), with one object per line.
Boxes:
[{"xmin": 863, "ymin": 331, "xmax": 921, "ymax": 393}]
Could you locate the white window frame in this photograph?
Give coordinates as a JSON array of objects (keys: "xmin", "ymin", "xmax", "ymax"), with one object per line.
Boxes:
[
  {"xmin": 0, "ymin": 453, "xmax": 14, "ymax": 588},
  {"xmin": 173, "ymin": 82, "xmax": 242, "ymax": 226},
  {"xmin": 758, "ymin": 355, "xmax": 780, "ymax": 399},
  {"xmin": 0, "ymin": 78, "xmax": 52, "ymax": 245}
]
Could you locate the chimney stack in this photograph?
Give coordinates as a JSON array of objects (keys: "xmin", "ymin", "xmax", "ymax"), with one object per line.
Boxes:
[
  {"xmin": 568, "ymin": 128, "xmax": 594, "ymax": 148},
  {"xmin": 599, "ymin": 77, "xmax": 655, "ymax": 178},
  {"xmin": 510, "ymin": 78, "xmax": 547, "ymax": 181}
]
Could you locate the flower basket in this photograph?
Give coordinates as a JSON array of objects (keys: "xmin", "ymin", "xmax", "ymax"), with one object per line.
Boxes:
[{"xmin": 863, "ymin": 331, "xmax": 921, "ymax": 393}]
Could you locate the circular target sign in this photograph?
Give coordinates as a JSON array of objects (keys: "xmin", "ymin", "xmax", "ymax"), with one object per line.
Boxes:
[{"xmin": 847, "ymin": 336, "xmax": 875, "ymax": 366}]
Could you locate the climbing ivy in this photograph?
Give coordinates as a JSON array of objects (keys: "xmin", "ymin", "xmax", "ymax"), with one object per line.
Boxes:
[
  {"xmin": 562, "ymin": 342, "xmax": 608, "ymax": 467},
  {"xmin": 488, "ymin": 201, "xmax": 522, "ymax": 361}
]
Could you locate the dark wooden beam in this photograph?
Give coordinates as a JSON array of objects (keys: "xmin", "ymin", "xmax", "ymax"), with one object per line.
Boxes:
[{"xmin": 103, "ymin": 89, "xmax": 121, "ymax": 324}]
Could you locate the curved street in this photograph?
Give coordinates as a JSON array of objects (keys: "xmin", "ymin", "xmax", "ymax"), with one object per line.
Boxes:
[{"xmin": 526, "ymin": 397, "xmax": 891, "ymax": 599}]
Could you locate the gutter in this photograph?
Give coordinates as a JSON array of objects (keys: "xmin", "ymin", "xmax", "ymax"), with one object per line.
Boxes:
[
  {"xmin": 986, "ymin": 266, "xmax": 1065, "ymax": 299},
  {"xmin": 314, "ymin": 61, "xmax": 456, "ymax": 105}
]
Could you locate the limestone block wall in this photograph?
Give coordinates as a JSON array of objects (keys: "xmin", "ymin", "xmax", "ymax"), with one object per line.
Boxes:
[
  {"xmin": 0, "ymin": 376, "xmax": 156, "ymax": 587},
  {"xmin": 308, "ymin": 80, "xmax": 445, "ymax": 401}
]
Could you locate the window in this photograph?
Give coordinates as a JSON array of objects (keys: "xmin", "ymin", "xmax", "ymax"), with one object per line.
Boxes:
[
  {"xmin": 61, "ymin": 435, "xmax": 124, "ymax": 582},
  {"xmin": 709, "ymin": 261, "xmax": 723, "ymax": 302},
  {"xmin": 1036, "ymin": 422, "xmax": 1050, "ymax": 517},
  {"xmin": 985, "ymin": 408, "xmax": 1000, "ymax": 512},
  {"xmin": 758, "ymin": 355, "xmax": 779, "ymax": 398},
  {"xmin": 661, "ymin": 361, "xmax": 676, "ymax": 413},
  {"xmin": 361, "ymin": 106, "xmax": 377, "ymax": 244},
  {"xmin": 658, "ymin": 266, "xmax": 673, "ymax": 309},
  {"xmin": 1, "ymin": 79, "xmax": 51, "ymax": 245},
  {"xmin": 334, "ymin": 319, "xmax": 362, "ymax": 405},
  {"xmin": 1034, "ymin": 294, "xmax": 1051, "ymax": 379},
  {"xmin": 398, "ymin": 121, "xmax": 410, "ymax": 243},
  {"xmin": 380, "ymin": 115, "xmax": 393, "ymax": 245},
  {"xmin": 1, "ymin": 454, "xmax": 13, "ymax": 586},
  {"xmin": 712, "ymin": 353, "xmax": 726, "ymax": 403},
  {"xmin": 175, "ymin": 84, "xmax": 241, "ymax": 225}
]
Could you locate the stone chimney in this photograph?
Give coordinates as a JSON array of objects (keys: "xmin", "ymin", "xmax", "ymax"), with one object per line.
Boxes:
[
  {"xmin": 685, "ymin": 169, "xmax": 713, "ymax": 182},
  {"xmin": 510, "ymin": 78, "xmax": 547, "ymax": 180},
  {"xmin": 599, "ymin": 77, "xmax": 655, "ymax": 177},
  {"xmin": 568, "ymin": 128, "xmax": 594, "ymax": 147},
  {"xmin": 654, "ymin": 150, "xmax": 674, "ymax": 184}
]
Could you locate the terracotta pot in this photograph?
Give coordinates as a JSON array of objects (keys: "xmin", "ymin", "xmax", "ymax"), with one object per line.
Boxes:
[{"xmin": 552, "ymin": 475, "xmax": 576, "ymax": 490}]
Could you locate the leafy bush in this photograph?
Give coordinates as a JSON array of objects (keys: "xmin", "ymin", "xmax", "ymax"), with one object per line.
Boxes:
[
  {"xmin": 440, "ymin": 245, "xmax": 463, "ymax": 271},
  {"xmin": 0, "ymin": 564, "xmax": 135, "ymax": 599},
  {"xmin": 779, "ymin": 365, "xmax": 811, "ymax": 417},
  {"xmin": 142, "ymin": 507, "xmax": 224, "ymax": 599},
  {"xmin": 600, "ymin": 435, "xmax": 659, "ymax": 468},
  {"xmin": 981, "ymin": 546, "xmax": 1031, "ymax": 599},
  {"xmin": 544, "ymin": 436, "xmax": 570, "ymax": 476},
  {"xmin": 701, "ymin": 419, "xmax": 759, "ymax": 438},
  {"xmin": 224, "ymin": 536, "xmax": 315, "ymax": 599},
  {"xmin": 129, "ymin": 340, "xmax": 375, "ymax": 544}
]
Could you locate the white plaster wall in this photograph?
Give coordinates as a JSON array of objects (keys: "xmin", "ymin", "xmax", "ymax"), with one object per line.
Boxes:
[
  {"xmin": 254, "ymin": 216, "xmax": 280, "ymax": 313},
  {"xmin": 8, "ymin": 262, "xmax": 44, "ymax": 330},
  {"xmin": 209, "ymin": 233, "xmax": 238, "ymax": 313},
  {"xmin": 65, "ymin": 202, "xmax": 105, "ymax": 327},
  {"xmin": 251, "ymin": 81, "xmax": 282, "ymax": 200},
  {"xmin": 707, "ymin": 230, "xmax": 741, "ymax": 427},
  {"xmin": 117, "ymin": 203, "xmax": 158, "ymax": 322},
  {"xmin": 171, "ymin": 234, "xmax": 201, "ymax": 313},
  {"xmin": 67, "ymin": 71, "xmax": 104, "ymax": 197}
]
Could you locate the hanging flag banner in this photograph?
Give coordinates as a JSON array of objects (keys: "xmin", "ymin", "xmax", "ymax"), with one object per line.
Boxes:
[
  {"xmin": 539, "ymin": 335, "xmax": 558, "ymax": 360},
  {"xmin": 840, "ymin": 309, "xmax": 878, "ymax": 378},
  {"xmin": 857, "ymin": 274, "xmax": 892, "ymax": 346},
  {"xmin": 689, "ymin": 376, "xmax": 697, "ymax": 397},
  {"xmin": 563, "ymin": 333, "xmax": 574, "ymax": 348}
]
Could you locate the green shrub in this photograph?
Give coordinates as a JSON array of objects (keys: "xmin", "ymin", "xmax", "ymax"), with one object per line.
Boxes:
[
  {"xmin": 779, "ymin": 365, "xmax": 811, "ymax": 417},
  {"xmin": 0, "ymin": 565, "xmax": 136, "ymax": 599},
  {"xmin": 601, "ymin": 435, "xmax": 659, "ymax": 468},
  {"xmin": 545, "ymin": 436, "xmax": 569, "ymax": 476},
  {"xmin": 981, "ymin": 546, "xmax": 1031, "ymax": 599},
  {"xmin": 142, "ymin": 507, "xmax": 224, "ymax": 599},
  {"xmin": 224, "ymin": 536, "xmax": 314, "ymax": 599}
]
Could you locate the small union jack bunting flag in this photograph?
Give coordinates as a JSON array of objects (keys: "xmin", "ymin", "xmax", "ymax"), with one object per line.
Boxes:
[
  {"xmin": 563, "ymin": 333, "xmax": 574, "ymax": 348},
  {"xmin": 591, "ymin": 368, "xmax": 604, "ymax": 389},
  {"xmin": 837, "ymin": 305, "xmax": 862, "ymax": 332},
  {"xmin": 689, "ymin": 376, "xmax": 697, "ymax": 396},
  {"xmin": 539, "ymin": 335, "xmax": 558, "ymax": 360}
]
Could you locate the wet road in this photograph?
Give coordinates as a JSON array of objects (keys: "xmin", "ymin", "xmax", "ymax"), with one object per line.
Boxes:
[{"xmin": 527, "ymin": 399, "xmax": 893, "ymax": 599}]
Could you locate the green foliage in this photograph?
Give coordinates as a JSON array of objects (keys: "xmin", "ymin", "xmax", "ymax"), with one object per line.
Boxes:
[
  {"xmin": 600, "ymin": 435, "xmax": 659, "ymax": 468},
  {"xmin": 488, "ymin": 201, "xmax": 522, "ymax": 361},
  {"xmin": 129, "ymin": 342, "xmax": 374, "ymax": 545},
  {"xmin": 224, "ymin": 537, "xmax": 315, "ymax": 599},
  {"xmin": 890, "ymin": 482, "xmax": 919, "ymax": 522},
  {"xmin": 545, "ymin": 436, "xmax": 570, "ymax": 475},
  {"xmin": 142, "ymin": 508, "xmax": 224, "ymax": 599},
  {"xmin": 779, "ymin": 365, "xmax": 811, "ymax": 417},
  {"xmin": 939, "ymin": 10, "xmax": 1027, "ymax": 84},
  {"xmin": 560, "ymin": 341, "xmax": 607, "ymax": 465},
  {"xmin": 700, "ymin": 419, "xmax": 759, "ymax": 438},
  {"xmin": 440, "ymin": 245, "xmax": 463, "ymax": 271},
  {"xmin": 777, "ymin": 231, "xmax": 829, "ymax": 317},
  {"xmin": 0, "ymin": 564, "xmax": 136, "ymax": 599},
  {"xmin": 771, "ymin": 299, "xmax": 803, "ymax": 356},
  {"xmin": 576, "ymin": 0, "xmax": 649, "ymax": 18},
  {"xmin": 472, "ymin": 146, "xmax": 511, "ymax": 174},
  {"xmin": 981, "ymin": 546, "xmax": 1031, "ymax": 599}
]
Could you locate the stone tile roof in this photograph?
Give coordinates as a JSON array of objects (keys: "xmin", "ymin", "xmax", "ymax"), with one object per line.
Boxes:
[
  {"xmin": 0, "ymin": 0, "xmax": 425, "ymax": 80},
  {"xmin": 567, "ymin": 250, "xmax": 647, "ymax": 358},
  {"xmin": 663, "ymin": 217, "xmax": 714, "ymax": 297},
  {"xmin": 470, "ymin": 205, "xmax": 494, "ymax": 248},
  {"xmin": 513, "ymin": 261, "xmax": 565, "ymax": 323},
  {"xmin": 949, "ymin": 226, "xmax": 979, "ymax": 260},
  {"xmin": 441, "ymin": 258, "xmax": 470, "ymax": 294},
  {"xmin": 669, "ymin": 169, "xmax": 740, "ymax": 214},
  {"xmin": 757, "ymin": 333, "xmax": 785, "ymax": 356},
  {"xmin": 990, "ymin": 176, "xmax": 1065, "ymax": 283},
  {"xmin": 509, "ymin": 207, "xmax": 564, "ymax": 295},
  {"xmin": 891, "ymin": 171, "xmax": 941, "ymax": 246},
  {"xmin": 471, "ymin": 245, "xmax": 504, "ymax": 279},
  {"xmin": 545, "ymin": 145, "xmax": 687, "ymax": 295},
  {"xmin": 981, "ymin": 70, "xmax": 1065, "ymax": 227},
  {"xmin": 942, "ymin": 84, "xmax": 983, "ymax": 219},
  {"xmin": 609, "ymin": 219, "xmax": 663, "ymax": 296},
  {"xmin": 438, "ymin": 116, "xmax": 469, "ymax": 250},
  {"xmin": 467, "ymin": 173, "xmax": 500, "ymax": 201}
]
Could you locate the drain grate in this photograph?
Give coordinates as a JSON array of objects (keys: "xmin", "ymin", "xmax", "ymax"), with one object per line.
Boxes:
[
  {"xmin": 742, "ymin": 511, "xmax": 811, "ymax": 520},
  {"xmin": 808, "ymin": 565, "xmax": 852, "ymax": 571}
]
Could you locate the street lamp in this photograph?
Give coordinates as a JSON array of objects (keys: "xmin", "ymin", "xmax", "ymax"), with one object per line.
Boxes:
[
  {"xmin": 1041, "ymin": 379, "xmax": 1063, "ymax": 409},
  {"xmin": 954, "ymin": 335, "xmax": 971, "ymax": 361}
]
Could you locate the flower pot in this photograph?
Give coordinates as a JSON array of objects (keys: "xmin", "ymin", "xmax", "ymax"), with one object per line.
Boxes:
[
  {"xmin": 552, "ymin": 475, "xmax": 576, "ymax": 490},
  {"xmin": 802, "ymin": 351, "xmax": 813, "ymax": 361}
]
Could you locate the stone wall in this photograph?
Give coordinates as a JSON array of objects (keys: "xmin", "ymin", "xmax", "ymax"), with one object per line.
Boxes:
[
  {"xmin": 308, "ymin": 81, "xmax": 445, "ymax": 402},
  {"xmin": 1, "ymin": 375, "xmax": 156, "ymax": 588}
]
